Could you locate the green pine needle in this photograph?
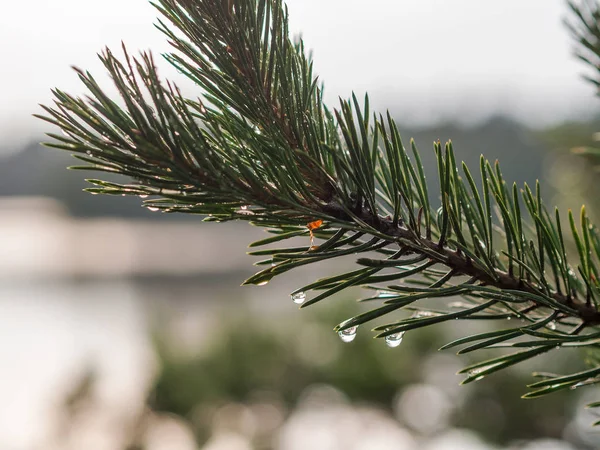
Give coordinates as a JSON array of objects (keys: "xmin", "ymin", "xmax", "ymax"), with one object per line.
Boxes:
[{"xmin": 38, "ymin": 0, "xmax": 600, "ymax": 409}]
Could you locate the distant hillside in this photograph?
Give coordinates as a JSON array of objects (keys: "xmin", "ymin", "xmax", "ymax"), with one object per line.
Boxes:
[
  {"xmin": 400, "ymin": 115, "xmax": 548, "ymax": 195},
  {"xmin": 0, "ymin": 116, "xmax": 551, "ymax": 218},
  {"xmin": 0, "ymin": 143, "xmax": 166, "ymax": 219}
]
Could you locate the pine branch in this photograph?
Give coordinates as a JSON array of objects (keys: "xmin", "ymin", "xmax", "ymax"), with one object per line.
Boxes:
[
  {"xmin": 567, "ymin": 0, "xmax": 600, "ymax": 94},
  {"xmin": 566, "ymin": 0, "xmax": 600, "ymax": 168},
  {"xmin": 37, "ymin": 0, "xmax": 600, "ymax": 403}
]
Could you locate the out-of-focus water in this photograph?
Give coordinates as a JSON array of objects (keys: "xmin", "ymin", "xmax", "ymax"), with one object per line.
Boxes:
[
  {"xmin": 3, "ymin": 280, "xmax": 598, "ymax": 450},
  {"xmin": 0, "ymin": 280, "xmax": 152, "ymax": 448},
  {"xmin": 0, "ymin": 198, "xmax": 599, "ymax": 449},
  {"xmin": 0, "ymin": 276, "xmax": 301, "ymax": 449}
]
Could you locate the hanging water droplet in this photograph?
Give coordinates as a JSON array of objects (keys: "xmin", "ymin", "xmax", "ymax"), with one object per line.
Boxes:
[
  {"xmin": 291, "ymin": 291, "xmax": 306, "ymax": 305},
  {"xmin": 547, "ymin": 321, "xmax": 557, "ymax": 331},
  {"xmin": 338, "ymin": 326, "xmax": 358, "ymax": 343},
  {"xmin": 139, "ymin": 194, "xmax": 149, "ymax": 199},
  {"xmin": 241, "ymin": 205, "xmax": 248, "ymax": 210},
  {"xmin": 147, "ymin": 206, "xmax": 160, "ymax": 212},
  {"xmin": 385, "ymin": 331, "xmax": 404, "ymax": 348},
  {"xmin": 506, "ymin": 316, "xmax": 511, "ymax": 321},
  {"xmin": 257, "ymin": 280, "xmax": 269, "ymax": 286}
]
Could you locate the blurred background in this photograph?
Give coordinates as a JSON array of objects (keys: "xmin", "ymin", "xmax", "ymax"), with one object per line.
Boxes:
[{"xmin": 2, "ymin": 0, "xmax": 600, "ymax": 449}]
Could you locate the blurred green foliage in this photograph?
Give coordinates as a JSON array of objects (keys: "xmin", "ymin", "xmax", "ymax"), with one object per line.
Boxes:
[
  {"xmin": 147, "ymin": 299, "xmax": 586, "ymax": 447},
  {"xmin": 537, "ymin": 117, "xmax": 600, "ymax": 224}
]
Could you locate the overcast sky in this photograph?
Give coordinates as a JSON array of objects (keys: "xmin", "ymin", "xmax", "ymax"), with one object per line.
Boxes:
[{"xmin": 1, "ymin": 0, "xmax": 598, "ymax": 149}]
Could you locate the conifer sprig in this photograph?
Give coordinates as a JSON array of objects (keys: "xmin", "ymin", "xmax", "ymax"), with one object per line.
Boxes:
[
  {"xmin": 37, "ymin": 0, "xmax": 600, "ymax": 402},
  {"xmin": 567, "ymin": 0, "xmax": 600, "ymax": 94}
]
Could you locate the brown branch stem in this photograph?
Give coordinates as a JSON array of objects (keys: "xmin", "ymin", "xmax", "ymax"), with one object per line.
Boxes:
[{"xmin": 323, "ymin": 202, "xmax": 600, "ymax": 326}]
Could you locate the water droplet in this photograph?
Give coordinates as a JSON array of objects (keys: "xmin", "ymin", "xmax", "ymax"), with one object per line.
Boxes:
[
  {"xmin": 377, "ymin": 290, "xmax": 395, "ymax": 298},
  {"xmin": 507, "ymin": 316, "xmax": 511, "ymax": 321},
  {"xmin": 257, "ymin": 280, "xmax": 269, "ymax": 286},
  {"xmin": 467, "ymin": 369, "xmax": 484, "ymax": 381},
  {"xmin": 237, "ymin": 205, "xmax": 254, "ymax": 215},
  {"xmin": 385, "ymin": 332, "xmax": 404, "ymax": 348},
  {"xmin": 291, "ymin": 292, "xmax": 306, "ymax": 305},
  {"xmin": 448, "ymin": 301, "xmax": 468, "ymax": 308},
  {"xmin": 547, "ymin": 321, "xmax": 557, "ymax": 331},
  {"xmin": 411, "ymin": 311, "xmax": 437, "ymax": 319},
  {"xmin": 86, "ymin": 150, "xmax": 93, "ymax": 156},
  {"xmin": 147, "ymin": 207, "xmax": 160, "ymax": 212},
  {"xmin": 139, "ymin": 194, "xmax": 149, "ymax": 199},
  {"xmin": 338, "ymin": 326, "xmax": 358, "ymax": 343},
  {"xmin": 570, "ymin": 378, "xmax": 594, "ymax": 390}
]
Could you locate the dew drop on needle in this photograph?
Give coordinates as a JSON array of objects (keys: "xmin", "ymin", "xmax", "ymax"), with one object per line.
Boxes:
[{"xmin": 338, "ymin": 326, "xmax": 358, "ymax": 343}]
